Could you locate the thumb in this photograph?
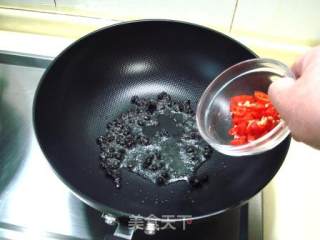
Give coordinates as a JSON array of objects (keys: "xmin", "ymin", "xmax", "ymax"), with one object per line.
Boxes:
[{"xmin": 268, "ymin": 77, "xmax": 296, "ymax": 122}]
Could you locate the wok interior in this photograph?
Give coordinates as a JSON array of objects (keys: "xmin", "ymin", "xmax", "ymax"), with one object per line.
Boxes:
[{"xmin": 34, "ymin": 21, "xmax": 290, "ymax": 219}]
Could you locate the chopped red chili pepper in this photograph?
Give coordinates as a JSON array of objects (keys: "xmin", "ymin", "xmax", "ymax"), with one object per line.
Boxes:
[{"xmin": 228, "ymin": 91, "xmax": 280, "ymax": 145}]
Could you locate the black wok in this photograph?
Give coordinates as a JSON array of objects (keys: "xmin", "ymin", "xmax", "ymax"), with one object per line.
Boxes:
[{"xmin": 33, "ymin": 20, "xmax": 289, "ymax": 229}]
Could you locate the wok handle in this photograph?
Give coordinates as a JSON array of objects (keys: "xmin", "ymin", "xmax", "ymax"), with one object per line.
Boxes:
[
  {"xmin": 106, "ymin": 236, "xmax": 129, "ymax": 240},
  {"xmin": 102, "ymin": 213, "xmax": 135, "ymax": 239},
  {"xmin": 103, "ymin": 224, "xmax": 135, "ymax": 240},
  {"xmin": 113, "ymin": 223, "xmax": 135, "ymax": 240}
]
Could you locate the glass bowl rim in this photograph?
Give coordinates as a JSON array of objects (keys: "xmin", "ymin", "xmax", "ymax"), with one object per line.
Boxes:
[{"xmin": 196, "ymin": 58, "xmax": 294, "ymax": 156}]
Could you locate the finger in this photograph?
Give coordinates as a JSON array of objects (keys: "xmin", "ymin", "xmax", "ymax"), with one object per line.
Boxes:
[
  {"xmin": 268, "ymin": 77, "xmax": 296, "ymax": 122},
  {"xmin": 291, "ymin": 54, "xmax": 305, "ymax": 78},
  {"xmin": 291, "ymin": 46, "xmax": 320, "ymax": 78}
]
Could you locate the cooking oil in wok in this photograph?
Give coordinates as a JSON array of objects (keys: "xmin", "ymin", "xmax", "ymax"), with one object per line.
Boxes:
[{"xmin": 97, "ymin": 92, "xmax": 213, "ymax": 188}]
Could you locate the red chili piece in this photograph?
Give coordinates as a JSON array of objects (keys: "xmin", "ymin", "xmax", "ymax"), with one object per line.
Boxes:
[{"xmin": 228, "ymin": 91, "xmax": 280, "ymax": 145}]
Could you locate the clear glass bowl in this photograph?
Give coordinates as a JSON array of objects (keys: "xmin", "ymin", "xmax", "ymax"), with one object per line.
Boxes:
[{"xmin": 196, "ymin": 58, "xmax": 294, "ymax": 156}]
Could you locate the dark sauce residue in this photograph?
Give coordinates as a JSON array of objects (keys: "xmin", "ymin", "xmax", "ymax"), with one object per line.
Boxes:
[{"xmin": 96, "ymin": 92, "xmax": 212, "ymax": 188}]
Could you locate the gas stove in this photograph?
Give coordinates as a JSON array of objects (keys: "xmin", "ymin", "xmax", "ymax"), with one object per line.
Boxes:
[{"xmin": 0, "ymin": 50, "xmax": 262, "ymax": 240}]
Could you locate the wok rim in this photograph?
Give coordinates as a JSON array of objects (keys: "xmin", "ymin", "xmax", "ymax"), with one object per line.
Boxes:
[{"xmin": 33, "ymin": 19, "xmax": 288, "ymax": 222}]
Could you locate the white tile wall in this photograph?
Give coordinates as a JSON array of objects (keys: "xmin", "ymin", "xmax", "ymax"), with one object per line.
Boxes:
[
  {"xmin": 1, "ymin": 0, "xmax": 319, "ymax": 45},
  {"xmin": 0, "ymin": 0, "xmax": 54, "ymax": 10},
  {"xmin": 55, "ymin": 0, "xmax": 237, "ymax": 32},
  {"xmin": 232, "ymin": 0, "xmax": 320, "ymax": 44}
]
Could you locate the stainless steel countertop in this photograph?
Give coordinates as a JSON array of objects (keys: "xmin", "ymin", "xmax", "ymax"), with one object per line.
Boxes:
[
  {"xmin": 0, "ymin": 51, "xmax": 262, "ymax": 240},
  {"xmin": 0, "ymin": 53, "xmax": 113, "ymax": 239}
]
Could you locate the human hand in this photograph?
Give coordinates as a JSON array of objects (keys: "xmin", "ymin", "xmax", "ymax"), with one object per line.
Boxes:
[{"xmin": 268, "ymin": 46, "xmax": 320, "ymax": 149}]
